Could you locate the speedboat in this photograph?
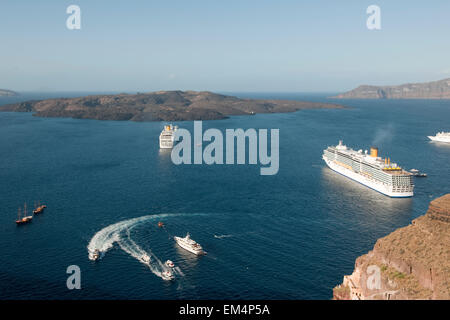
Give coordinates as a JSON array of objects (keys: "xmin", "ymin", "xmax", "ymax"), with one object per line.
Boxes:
[
  {"xmin": 161, "ymin": 270, "xmax": 175, "ymax": 281},
  {"xmin": 141, "ymin": 254, "xmax": 151, "ymax": 263},
  {"xmin": 165, "ymin": 260, "xmax": 175, "ymax": 268},
  {"xmin": 410, "ymin": 169, "xmax": 427, "ymax": 177},
  {"xmin": 89, "ymin": 249, "xmax": 100, "ymax": 261}
]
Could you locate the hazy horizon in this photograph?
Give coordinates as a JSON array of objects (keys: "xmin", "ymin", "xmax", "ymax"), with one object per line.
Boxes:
[{"xmin": 1, "ymin": 0, "xmax": 449, "ymax": 92}]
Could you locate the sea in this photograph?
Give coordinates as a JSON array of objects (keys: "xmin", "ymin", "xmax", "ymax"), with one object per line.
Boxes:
[{"xmin": 0, "ymin": 92, "xmax": 449, "ymax": 299}]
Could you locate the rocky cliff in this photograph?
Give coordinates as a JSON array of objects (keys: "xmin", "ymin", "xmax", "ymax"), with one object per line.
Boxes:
[
  {"xmin": 333, "ymin": 194, "xmax": 450, "ymax": 300},
  {"xmin": 0, "ymin": 91, "xmax": 344, "ymax": 121},
  {"xmin": 333, "ymin": 78, "xmax": 450, "ymax": 99}
]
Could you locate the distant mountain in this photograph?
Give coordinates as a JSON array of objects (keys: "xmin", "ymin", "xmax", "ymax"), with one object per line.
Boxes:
[
  {"xmin": 0, "ymin": 90, "xmax": 344, "ymax": 121},
  {"xmin": 333, "ymin": 78, "xmax": 450, "ymax": 99},
  {"xmin": 0, "ymin": 89, "xmax": 19, "ymax": 97}
]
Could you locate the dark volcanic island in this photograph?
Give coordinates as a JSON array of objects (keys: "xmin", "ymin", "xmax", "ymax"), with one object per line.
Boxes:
[{"xmin": 0, "ymin": 91, "xmax": 344, "ymax": 121}]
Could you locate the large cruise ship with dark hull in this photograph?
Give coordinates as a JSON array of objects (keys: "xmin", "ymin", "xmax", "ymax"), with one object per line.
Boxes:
[{"xmin": 323, "ymin": 141, "xmax": 414, "ymax": 198}]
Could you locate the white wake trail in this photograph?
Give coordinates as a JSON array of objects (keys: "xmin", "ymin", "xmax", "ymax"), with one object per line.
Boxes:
[
  {"xmin": 87, "ymin": 214, "xmax": 169, "ymax": 256},
  {"xmin": 87, "ymin": 213, "xmax": 204, "ymax": 280},
  {"xmin": 118, "ymin": 229, "xmax": 169, "ymax": 279}
]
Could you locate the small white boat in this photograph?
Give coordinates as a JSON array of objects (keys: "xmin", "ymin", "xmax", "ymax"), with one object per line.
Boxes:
[
  {"xmin": 89, "ymin": 249, "xmax": 100, "ymax": 261},
  {"xmin": 410, "ymin": 169, "xmax": 427, "ymax": 177},
  {"xmin": 165, "ymin": 260, "xmax": 175, "ymax": 268},
  {"xmin": 161, "ymin": 270, "xmax": 175, "ymax": 281},
  {"xmin": 141, "ymin": 254, "xmax": 151, "ymax": 263}
]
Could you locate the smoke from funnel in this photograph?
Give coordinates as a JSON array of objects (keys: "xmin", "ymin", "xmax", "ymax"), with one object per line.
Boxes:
[{"xmin": 372, "ymin": 123, "xmax": 395, "ymax": 146}]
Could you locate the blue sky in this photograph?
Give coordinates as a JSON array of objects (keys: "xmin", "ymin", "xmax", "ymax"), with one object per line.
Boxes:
[{"xmin": 1, "ymin": 0, "xmax": 449, "ymax": 92}]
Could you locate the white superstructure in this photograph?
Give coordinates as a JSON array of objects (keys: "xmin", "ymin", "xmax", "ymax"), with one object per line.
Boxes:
[
  {"xmin": 88, "ymin": 249, "xmax": 101, "ymax": 261},
  {"xmin": 174, "ymin": 233, "xmax": 205, "ymax": 255},
  {"xmin": 159, "ymin": 124, "xmax": 178, "ymax": 149},
  {"xmin": 428, "ymin": 131, "xmax": 450, "ymax": 143},
  {"xmin": 323, "ymin": 141, "xmax": 414, "ymax": 198},
  {"xmin": 161, "ymin": 270, "xmax": 175, "ymax": 281}
]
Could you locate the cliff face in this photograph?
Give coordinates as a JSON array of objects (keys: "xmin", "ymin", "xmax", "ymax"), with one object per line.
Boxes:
[
  {"xmin": 333, "ymin": 78, "xmax": 450, "ymax": 99},
  {"xmin": 333, "ymin": 194, "xmax": 450, "ymax": 300},
  {"xmin": 0, "ymin": 91, "xmax": 344, "ymax": 121}
]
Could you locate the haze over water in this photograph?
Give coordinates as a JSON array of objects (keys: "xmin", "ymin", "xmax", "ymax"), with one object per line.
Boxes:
[{"xmin": 1, "ymin": 93, "xmax": 449, "ymax": 299}]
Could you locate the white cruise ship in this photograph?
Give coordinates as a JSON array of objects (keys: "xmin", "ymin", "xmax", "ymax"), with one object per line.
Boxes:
[
  {"xmin": 323, "ymin": 141, "xmax": 414, "ymax": 198},
  {"xmin": 159, "ymin": 124, "xmax": 178, "ymax": 148},
  {"xmin": 428, "ymin": 131, "xmax": 450, "ymax": 143},
  {"xmin": 174, "ymin": 233, "xmax": 205, "ymax": 255}
]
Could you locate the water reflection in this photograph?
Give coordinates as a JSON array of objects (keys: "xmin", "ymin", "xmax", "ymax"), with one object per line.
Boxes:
[
  {"xmin": 320, "ymin": 167, "xmax": 413, "ymax": 228},
  {"xmin": 429, "ymin": 141, "xmax": 450, "ymax": 149},
  {"xmin": 174, "ymin": 244, "xmax": 201, "ymax": 269}
]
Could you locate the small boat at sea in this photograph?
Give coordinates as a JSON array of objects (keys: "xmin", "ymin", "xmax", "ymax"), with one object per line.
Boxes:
[
  {"xmin": 174, "ymin": 233, "xmax": 205, "ymax": 255},
  {"xmin": 33, "ymin": 201, "xmax": 47, "ymax": 215},
  {"xmin": 410, "ymin": 169, "xmax": 427, "ymax": 177},
  {"xmin": 15, "ymin": 204, "xmax": 33, "ymax": 225},
  {"xmin": 161, "ymin": 270, "xmax": 175, "ymax": 281},
  {"xmin": 165, "ymin": 260, "xmax": 175, "ymax": 268},
  {"xmin": 158, "ymin": 221, "xmax": 164, "ymax": 228},
  {"xmin": 141, "ymin": 254, "xmax": 151, "ymax": 263},
  {"xmin": 89, "ymin": 249, "xmax": 101, "ymax": 261}
]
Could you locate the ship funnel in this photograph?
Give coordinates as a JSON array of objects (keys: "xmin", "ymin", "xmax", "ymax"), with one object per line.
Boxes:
[{"xmin": 370, "ymin": 147, "xmax": 378, "ymax": 158}]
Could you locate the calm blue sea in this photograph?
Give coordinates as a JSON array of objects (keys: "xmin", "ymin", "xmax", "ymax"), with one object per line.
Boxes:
[{"xmin": 0, "ymin": 92, "xmax": 449, "ymax": 299}]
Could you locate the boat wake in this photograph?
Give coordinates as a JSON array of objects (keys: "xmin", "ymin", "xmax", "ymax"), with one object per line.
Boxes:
[
  {"xmin": 214, "ymin": 234, "xmax": 233, "ymax": 239},
  {"xmin": 87, "ymin": 213, "xmax": 185, "ymax": 280}
]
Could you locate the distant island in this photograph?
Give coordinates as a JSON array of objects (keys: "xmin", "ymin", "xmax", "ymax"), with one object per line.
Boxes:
[
  {"xmin": 333, "ymin": 78, "xmax": 450, "ymax": 99},
  {"xmin": 0, "ymin": 89, "xmax": 19, "ymax": 97},
  {"xmin": 0, "ymin": 90, "xmax": 345, "ymax": 121},
  {"xmin": 333, "ymin": 194, "xmax": 450, "ymax": 300}
]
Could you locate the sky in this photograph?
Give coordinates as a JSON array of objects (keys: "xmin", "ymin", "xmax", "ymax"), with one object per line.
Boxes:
[{"xmin": 0, "ymin": 0, "xmax": 449, "ymax": 92}]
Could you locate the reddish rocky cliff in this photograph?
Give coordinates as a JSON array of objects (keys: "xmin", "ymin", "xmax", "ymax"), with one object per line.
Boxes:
[{"xmin": 333, "ymin": 194, "xmax": 450, "ymax": 300}]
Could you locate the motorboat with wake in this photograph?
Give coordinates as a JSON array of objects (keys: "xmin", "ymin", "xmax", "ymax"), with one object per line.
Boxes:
[
  {"xmin": 165, "ymin": 260, "xmax": 175, "ymax": 268},
  {"xmin": 161, "ymin": 270, "xmax": 175, "ymax": 281},
  {"xmin": 89, "ymin": 249, "xmax": 101, "ymax": 261}
]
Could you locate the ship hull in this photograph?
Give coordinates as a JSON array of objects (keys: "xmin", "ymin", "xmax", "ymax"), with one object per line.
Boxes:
[
  {"xmin": 159, "ymin": 142, "xmax": 173, "ymax": 149},
  {"xmin": 428, "ymin": 136, "xmax": 450, "ymax": 143},
  {"xmin": 323, "ymin": 157, "xmax": 413, "ymax": 198},
  {"xmin": 174, "ymin": 237, "xmax": 204, "ymax": 255}
]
